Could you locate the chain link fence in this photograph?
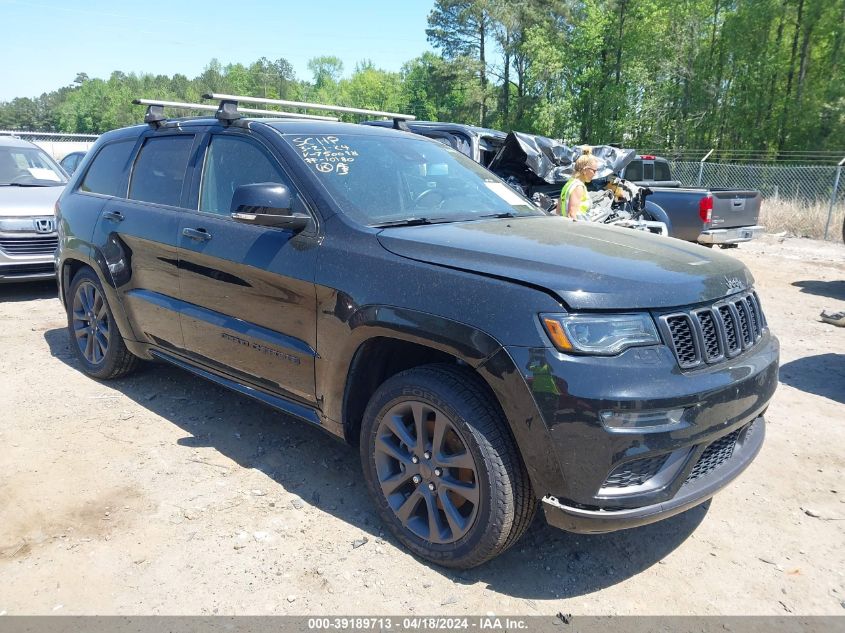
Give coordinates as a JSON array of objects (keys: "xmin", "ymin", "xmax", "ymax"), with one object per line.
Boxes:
[{"xmin": 668, "ymin": 160, "xmax": 845, "ymax": 242}]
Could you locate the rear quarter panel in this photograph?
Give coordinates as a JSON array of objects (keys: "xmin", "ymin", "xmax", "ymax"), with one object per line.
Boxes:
[{"xmin": 647, "ymin": 188, "xmax": 708, "ymax": 242}]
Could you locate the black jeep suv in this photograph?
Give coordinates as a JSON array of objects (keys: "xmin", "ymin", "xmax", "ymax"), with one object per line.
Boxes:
[{"xmin": 55, "ymin": 106, "xmax": 779, "ymax": 569}]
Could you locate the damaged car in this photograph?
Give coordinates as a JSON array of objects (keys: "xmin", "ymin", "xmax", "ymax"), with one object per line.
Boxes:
[
  {"xmin": 369, "ymin": 121, "xmax": 763, "ymax": 245},
  {"xmin": 485, "ymin": 132, "xmax": 666, "ymax": 235},
  {"xmin": 57, "ymin": 96, "xmax": 779, "ymax": 568},
  {"xmin": 364, "ymin": 121, "xmax": 665, "ymax": 235}
]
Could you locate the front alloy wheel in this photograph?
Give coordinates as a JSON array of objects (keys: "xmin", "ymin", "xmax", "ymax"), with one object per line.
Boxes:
[
  {"xmin": 374, "ymin": 400, "xmax": 480, "ymax": 544},
  {"xmin": 360, "ymin": 364, "xmax": 536, "ymax": 569}
]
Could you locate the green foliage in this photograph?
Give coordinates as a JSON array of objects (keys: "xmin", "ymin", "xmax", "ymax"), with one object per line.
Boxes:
[
  {"xmin": 0, "ymin": 1, "xmax": 841, "ymax": 154},
  {"xmin": 308, "ymin": 56, "xmax": 344, "ymax": 89},
  {"xmin": 400, "ymin": 52, "xmax": 482, "ymax": 121},
  {"xmin": 426, "ymin": 0, "xmax": 490, "ymax": 59}
]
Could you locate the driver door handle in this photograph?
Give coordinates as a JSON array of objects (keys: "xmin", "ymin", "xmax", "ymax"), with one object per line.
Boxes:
[
  {"xmin": 102, "ymin": 210, "xmax": 124, "ymax": 222},
  {"xmin": 182, "ymin": 227, "xmax": 212, "ymax": 242}
]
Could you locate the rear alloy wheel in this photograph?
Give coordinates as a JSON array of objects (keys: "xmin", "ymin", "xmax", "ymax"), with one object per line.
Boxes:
[
  {"xmin": 360, "ymin": 364, "xmax": 536, "ymax": 568},
  {"xmin": 67, "ymin": 267, "xmax": 139, "ymax": 379},
  {"xmin": 72, "ymin": 280, "xmax": 110, "ymax": 366}
]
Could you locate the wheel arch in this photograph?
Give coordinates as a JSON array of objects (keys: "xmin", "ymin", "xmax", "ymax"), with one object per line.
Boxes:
[
  {"xmin": 644, "ymin": 200, "xmax": 673, "ymax": 233},
  {"xmin": 328, "ymin": 306, "xmax": 503, "ymax": 445},
  {"xmin": 60, "ymin": 257, "xmax": 87, "ymax": 306},
  {"xmin": 343, "ymin": 336, "xmax": 464, "ymax": 444},
  {"xmin": 59, "ymin": 246, "xmax": 138, "ymax": 344}
]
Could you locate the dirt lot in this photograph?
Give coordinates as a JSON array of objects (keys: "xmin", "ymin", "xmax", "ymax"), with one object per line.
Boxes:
[{"xmin": 1, "ymin": 234, "xmax": 843, "ymax": 616}]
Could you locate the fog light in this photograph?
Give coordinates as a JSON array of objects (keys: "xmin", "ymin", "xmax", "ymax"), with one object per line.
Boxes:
[{"xmin": 599, "ymin": 408, "xmax": 687, "ymax": 433}]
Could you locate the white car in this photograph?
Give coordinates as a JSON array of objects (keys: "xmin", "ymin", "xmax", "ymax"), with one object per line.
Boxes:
[{"xmin": 0, "ymin": 136, "xmax": 67, "ymax": 282}]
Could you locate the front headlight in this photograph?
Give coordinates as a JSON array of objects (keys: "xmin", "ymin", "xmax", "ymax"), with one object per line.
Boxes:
[{"xmin": 541, "ymin": 312, "xmax": 660, "ymax": 355}]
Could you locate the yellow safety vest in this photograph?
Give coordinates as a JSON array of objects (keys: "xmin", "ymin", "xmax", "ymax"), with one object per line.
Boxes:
[{"xmin": 560, "ymin": 179, "xmax": 590, "ymax": 217}]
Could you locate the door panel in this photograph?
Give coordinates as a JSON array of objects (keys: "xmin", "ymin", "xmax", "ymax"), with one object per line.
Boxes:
[
  {"xmin": 177, "ymin": 215, "xmax": 318, "ymax": 402},
  {"xmin": 90, "ymin": 133, "xmax": 198, "ymax": 350},
  {"xmin": 94, "ymin": 197, "xmax": 184, "ymax": 349},
  {"xmin": 176, "ymin": 132, "xmax": 318, "ymax": 403}
]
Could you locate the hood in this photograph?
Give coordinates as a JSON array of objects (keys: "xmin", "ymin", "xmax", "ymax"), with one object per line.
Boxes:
[
  {"xmin": 377, "ymin": 217, "xmax": 754, "ymax": 310},
  {"xmin": 488, "ymin": 132, "xmax": 637, "ymax": 186},
  {"xmin": 0, "ymin": 185, "xmax": 63, "ymax": 216}
]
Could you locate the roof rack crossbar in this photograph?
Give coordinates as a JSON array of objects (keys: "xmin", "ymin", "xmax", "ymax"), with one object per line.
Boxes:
[
  {"xmin": 132, "ymin": 99, "xmax": 338, "ymax": 122},
  {"xmin": 238, "ymin": 106, "xmax": 336, "ymax": 121},
  {"xmin": 203, "ymin": 93, "xmax": 417, "ymax": 121}
]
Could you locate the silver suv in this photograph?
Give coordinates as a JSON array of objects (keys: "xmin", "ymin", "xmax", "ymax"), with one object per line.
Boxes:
[{"xmin": 0, "ymin": 136, "xmax": 67, "ymax": 282}]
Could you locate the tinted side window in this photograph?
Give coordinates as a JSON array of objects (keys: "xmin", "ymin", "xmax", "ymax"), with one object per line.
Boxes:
[
  {"xmin": 79, "ymin": 140, "xmax": 135, "ymax": 196},
  {"xmin": 654, "ymin": 161, "xmax": 671, "ymax": 181},
  {"xmin": 199, "ymin": 135, "xmax": 306, "ymax": 216},
  {"xmin": 624, "ymin": 160, "xmax": 642, "ymax": 181},
  {"xmin": 129, "ymin": 135, "xmax": 194, "ymax": 206}
]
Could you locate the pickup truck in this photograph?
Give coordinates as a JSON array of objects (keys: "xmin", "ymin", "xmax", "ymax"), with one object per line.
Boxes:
[{"xmin": 620, "ymin": 155, "xmax": 765, "ymax": 247}]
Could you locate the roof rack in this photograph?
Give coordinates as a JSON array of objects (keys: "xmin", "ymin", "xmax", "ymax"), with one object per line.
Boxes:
[
  {"xmin": 132, "ymin": 98, "xmax": 339, "ymax": 128},
  {"xmin": 203, "ymin": 93, "xmax": 417, "ymax": 126}
]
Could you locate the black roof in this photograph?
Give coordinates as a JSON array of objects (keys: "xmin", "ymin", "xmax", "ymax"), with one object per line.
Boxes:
[{"xmin": 96, "ymin": 117, "xmax": 420, "ymax": 144}]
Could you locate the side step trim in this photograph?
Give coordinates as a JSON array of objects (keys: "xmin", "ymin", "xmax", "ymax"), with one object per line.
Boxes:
[{"xmin": 150, "ymin": 349, "xmax": 322, "ymax": 427}]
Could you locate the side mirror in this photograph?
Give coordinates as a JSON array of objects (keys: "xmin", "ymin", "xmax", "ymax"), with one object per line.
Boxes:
[{"xmin": 230, "ymin": 183, "xmax": 309, "ymax": 232}]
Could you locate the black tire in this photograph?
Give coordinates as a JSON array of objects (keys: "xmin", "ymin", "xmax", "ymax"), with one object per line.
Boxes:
[
  {"xmin": 360, "ymin": 363, "xmax": 536, "ymax": 569},
  {"xmin": 66, "ymin": 267, "xmax": 140, "ymax": 380}
]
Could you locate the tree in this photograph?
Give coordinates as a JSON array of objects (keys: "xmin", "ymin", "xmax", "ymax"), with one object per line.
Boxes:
[
  {"xmin": 427, "ymin": 0, "xmax": 494, "ymax": 125},
  {"xmin": 308, "ymin": 56, "xmax": 344, "ymax": 89}
]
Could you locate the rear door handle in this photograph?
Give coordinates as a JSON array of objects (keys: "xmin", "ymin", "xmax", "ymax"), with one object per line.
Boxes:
[
  {"xmin": 182, "ymin": 227, "xmax": 212, "ymax": 242},
  {"xmin": 102, "ymin": 210, "xmax": 124, "ymax": 222}
]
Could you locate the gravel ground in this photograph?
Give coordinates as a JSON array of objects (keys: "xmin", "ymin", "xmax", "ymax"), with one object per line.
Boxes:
[{"xmin": 0, "ymin": 234, "xmax": 843, "ymax": 616}]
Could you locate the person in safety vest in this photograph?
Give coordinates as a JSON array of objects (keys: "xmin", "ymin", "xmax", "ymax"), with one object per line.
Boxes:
[{"xmin": 555, "ymin": 148, "xmax": 600, "ymax": 220}]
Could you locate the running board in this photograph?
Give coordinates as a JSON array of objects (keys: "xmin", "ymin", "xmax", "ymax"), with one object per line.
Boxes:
[{"xmin": 150, "ymin": 349, "xmax": 323, "ymax": 427}]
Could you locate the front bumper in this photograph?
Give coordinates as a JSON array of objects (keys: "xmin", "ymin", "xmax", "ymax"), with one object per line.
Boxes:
[
  {"xmin": 0, "ymin": 229, "xmax": 58, "ymax": 283},
  {"xmin": 698, "ymin": 225, "xmax": 765, "ymax": 244},
  {"xmin": 0, "ymin": 264, "xmax": 55, "ymax": 282},
  {"xmin": 503, "ymin": 328, "xmax": 778, "ymax": 533},
  {"xmin": 542, "ymin": 416, "xmax": 764, "ymax": 533}
]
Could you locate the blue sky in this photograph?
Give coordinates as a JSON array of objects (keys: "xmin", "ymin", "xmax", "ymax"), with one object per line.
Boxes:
[{"xmin": 0, "ymin": 0, "xmax": 435, "ymax": 101}]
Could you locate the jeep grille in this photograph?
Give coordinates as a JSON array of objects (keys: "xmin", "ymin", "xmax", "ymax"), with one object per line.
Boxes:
[{"xmin": 660, "ymin": 291, "xmax": 766, "ymax": 369}]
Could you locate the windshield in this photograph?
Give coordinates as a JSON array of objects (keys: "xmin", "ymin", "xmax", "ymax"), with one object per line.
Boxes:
[
  {"xmin": 283, "ymin": 133, "xmax": 542, "ymax": 226},
  {"xmin": 0, "ymin": 145, "xmax": 68, "ymax": 186}
]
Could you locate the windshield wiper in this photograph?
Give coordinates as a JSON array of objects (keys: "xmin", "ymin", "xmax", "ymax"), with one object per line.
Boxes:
[
  {"xmin": 478, "ymin": 212, "xmax": 518, "ymax": 219},
  {"xmin": 371, "ymin": 217, "xmax": 453, "ymax": 228}
]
